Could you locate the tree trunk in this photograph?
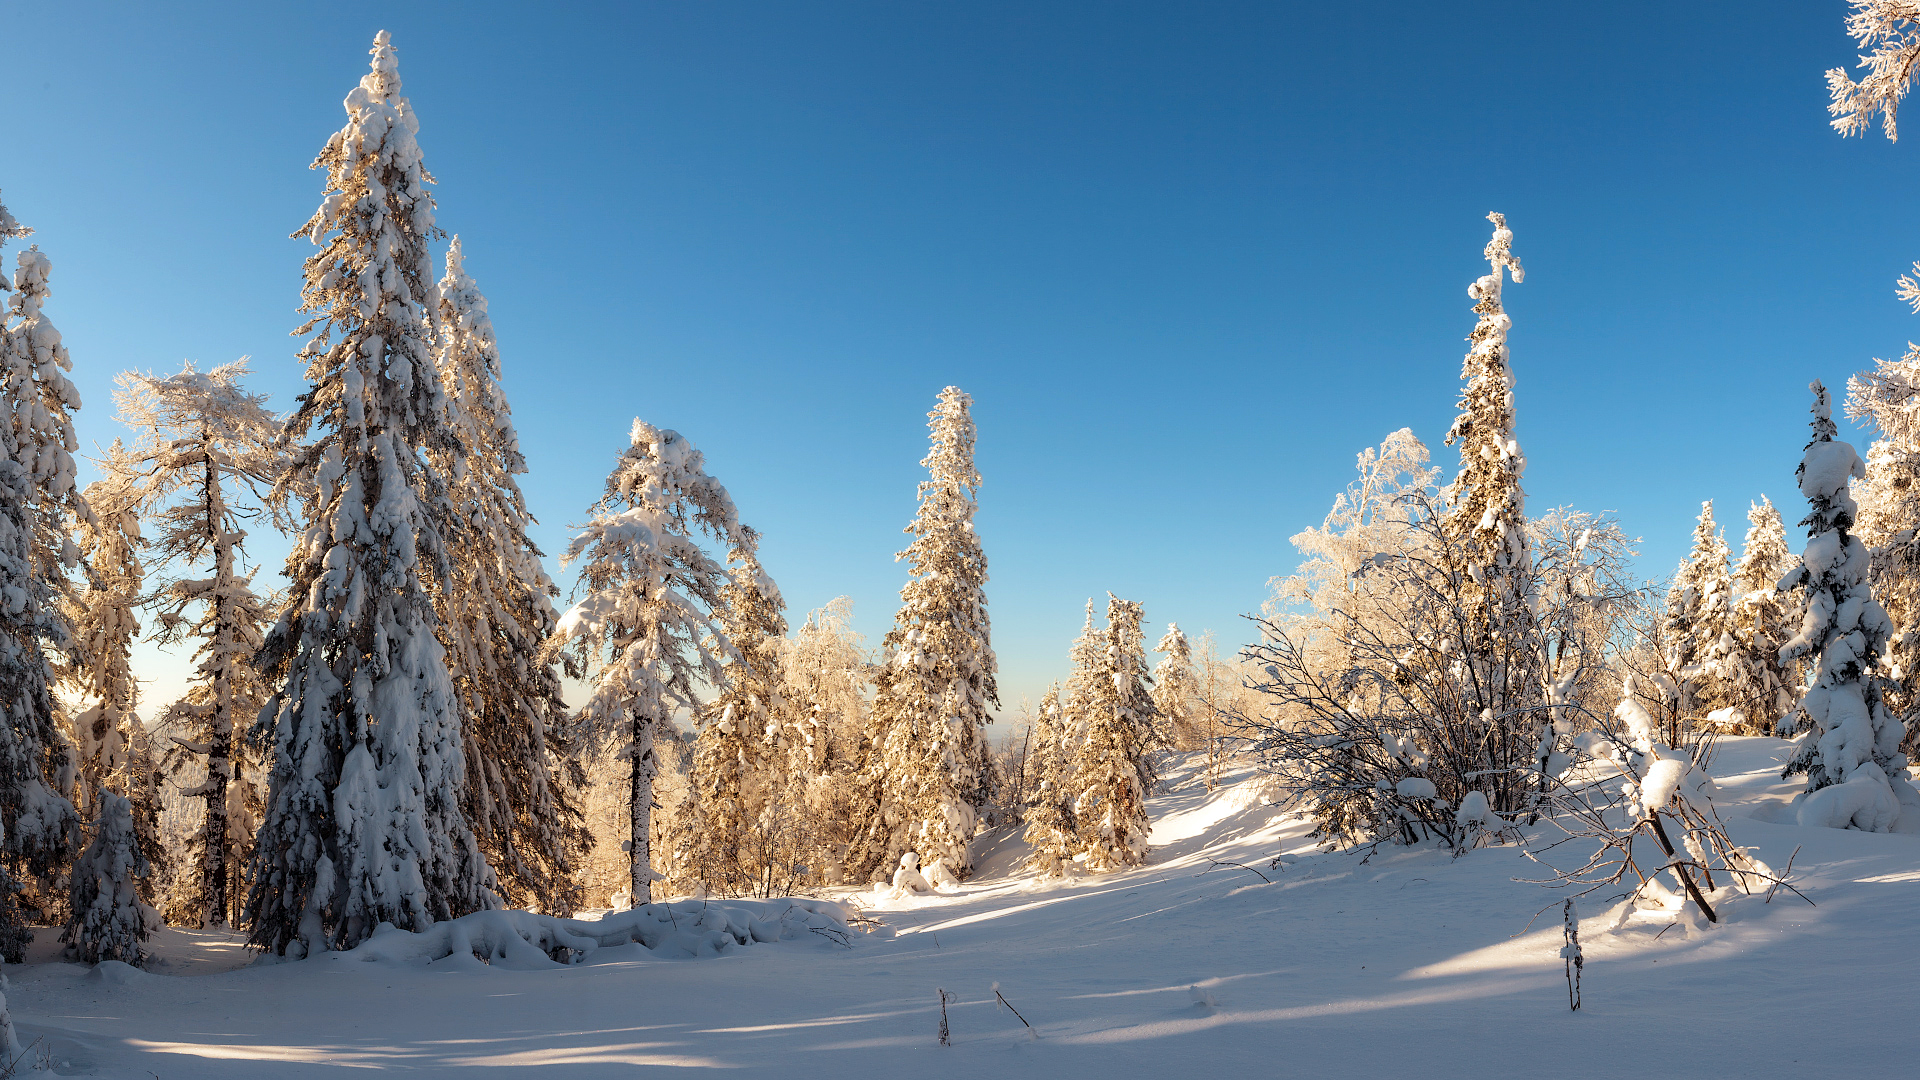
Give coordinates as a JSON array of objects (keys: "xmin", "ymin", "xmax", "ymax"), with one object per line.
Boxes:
[
  {"xmin": 1647, "ymin": 812, "xmax": 1716, "ymax": 923},
  {"xmin": 628, "ymin": 712, "xmax": 656, "ymax": 905}
]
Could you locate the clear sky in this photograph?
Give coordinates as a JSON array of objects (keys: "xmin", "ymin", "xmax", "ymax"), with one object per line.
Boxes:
[{"xmin": 6, "ymin": 1, "xmax": 1916, "ymax": 723}]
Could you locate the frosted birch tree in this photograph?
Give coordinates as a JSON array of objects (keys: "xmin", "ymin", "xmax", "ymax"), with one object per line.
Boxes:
[
  {"xmin": 0, "ymin": 195, "xmax": 80, "ymax": 960},
  {"xmin": 430, "ymin": 237, "xmax": 585, "ymax": 914},
  {"xmin": 1846, "ymin": 355, "xmax": 1920, "ymax": 752},
  {"xmin": 859, "ymin": 387, "xmax": 998, "ymax": 880},
  {"xmin": 1074, "ymin": 596, "xmax": 1156, "ymax": 870},
  {"xmin": 247, "ymin": 31, "xmax": 492, "ymax": 955},
  {"xmin": 1828, "ymin": 1, "xmax": 1920, "ymax": 142},
  {"xmin": 107, "ymin": 362, "xmax": 281, "ymax": 927},
  {"xmin": 553, "ymin": 420, "xmax": 749, "ymax": 906},
  {"xmin": 1777, "ymin": 382, "xmax": 1918, "ymax": 831}
]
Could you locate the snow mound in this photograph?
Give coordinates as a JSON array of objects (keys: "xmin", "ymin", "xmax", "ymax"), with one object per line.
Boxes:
[
  {"xmin": 336, "ymin": 898, "xmax": 855, "ymax": 969},
  {"xmin": 82, "ymin": 960, "xmax": 158, "ymax": 987}
]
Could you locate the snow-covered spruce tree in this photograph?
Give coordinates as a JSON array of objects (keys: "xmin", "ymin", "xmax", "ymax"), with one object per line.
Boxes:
[
  {"xmin": 1435, "ymin": 212, "xmax": 1548, "ymax": 816},
  {"xmin": 1661, "ymin": 501, "xmax": 1735, "ymax": 726},
  {"xmin": 108, "ymin": 362, "xmax": 281, "ymax": 928},
  {"xmin": 430, "ymin": 237, "xmax": 586, "ymax": 914},
  {"xmin": 1777, "ymin": 382, "xmax": 1918, "ymax": 831},
  {"xmin": 856, "ymin": 387, "xmax": 998, "ymax": 881},
  {"xmin": 62, "ymin": 471, "xmax": 168, "ymax": 947},
  {"xmin": 3, "ymin": 240, "xmax": 91, "ymax": 622},
  {"xmin": 246, "ymin": 32, "xmax": 493, "ymax": 955},
  {"xmin": 1846, "ymin": 353, "xmax": 1920, "ymax": 753},
  {"xmin": 1725, "ymin": 497, "xmax": 1800, "ymax": 734},
  {"xmin": 679, "ymin": 541, "xmax": 787, "ymax": 897},
  {"xmin": 1151, "ymin": 623, "xmax": 1200, "ymax": 751},
  {"xmin": 553, "ymin": 420, "xmax": 750, "ymax": 906},
  {"xmin": 0, "ymin": 195, "xmax": 81, "ymax": 961},
  {"xmin": 60, "ymin": 791, "xmax": 151, "ymax": 965},
  {"xmin": 1021, "ymin": 685, "xmax": 1078, "ymax": 875},
  {"xmin": 1073, "ymin": 596, "xmax": 1157, "ymax": 871},
  {"xmin": 1058, "ymin": 599, "xmax": 1102, "ymax": 753},
  {"xmin": 1827, "ymin": 2, "xmax": 1920, "ymax": 755}
]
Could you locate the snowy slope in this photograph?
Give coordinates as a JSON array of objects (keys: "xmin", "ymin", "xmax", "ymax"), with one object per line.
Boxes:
[{"xmin": 9, "ymin": 739, "xmax": 1919, "ymax": 1077}]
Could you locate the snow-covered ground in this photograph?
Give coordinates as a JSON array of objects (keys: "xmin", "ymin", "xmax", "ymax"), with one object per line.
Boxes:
[{"xmin": 10, "ymin": 738, "xmax": 1918, "ymax": 1077}]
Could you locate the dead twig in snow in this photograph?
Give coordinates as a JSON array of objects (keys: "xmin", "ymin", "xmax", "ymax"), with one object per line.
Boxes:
[
  {"xmin": 992, "ymin": 982, "xmax": 1034, "ymax": 1035},
  {"xmin": 1197, "ymin": 858, "xmax": 1270, "ymax": 884}
]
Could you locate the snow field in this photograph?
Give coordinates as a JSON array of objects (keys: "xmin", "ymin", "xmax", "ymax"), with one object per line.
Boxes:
[{"xmin": 7, "ymin": 741, "xmax": 1919, "ymax": 1077}]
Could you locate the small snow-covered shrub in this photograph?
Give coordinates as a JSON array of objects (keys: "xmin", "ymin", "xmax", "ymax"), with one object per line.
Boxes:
[{"xmin": 1522, "ymin": 677, "xmax": 1792, "ymax": 927}]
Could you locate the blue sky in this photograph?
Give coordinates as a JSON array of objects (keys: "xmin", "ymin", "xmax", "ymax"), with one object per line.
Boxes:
[{"xmin": 6, "ymin": 1, "xmax": 1916, "ymax": 720}]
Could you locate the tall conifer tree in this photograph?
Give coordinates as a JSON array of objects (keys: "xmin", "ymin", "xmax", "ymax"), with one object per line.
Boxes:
[
  {"xmin": 1074, "ymin": 596, "xmax": 1156, "ymax": 871},
  {"xmin": 555, "ymin": 421, "xmax": 751, "ymax": 905},
  {"xmin": 861, "ymin": 387, "xmax": 997, "ymax": 880},
  {"xmin": 1846, "ymin": 354, "xmax": 1920, "ymax": 751},
  {"xmin": 1021, "ymin": 684, "xmax": 1077, "ymax": 875},
  {"xmin": 0, "ymin": 195, "xmax": 81, "ymax": 960},
  {"xmin": 430, "ymin": 237, "xmax": 586, "ymax": 914},
  {"xmin": 110, "ymin": 363, "xmax": 280, "ymax": 928},
  {"xmin": 247, "ymin": 32, "xmax": 491, "ymax": 954},
  {"xmin": 1152, "ymin": 623, "xmax": 1198, "ymax": 749},
  {"xmin": 1437, "ymin": 212, "xmax": 1545, "ymax": 815},
  {"xmin": 63, "ymin": 476, "xmax": 167, "ymax": 950}
]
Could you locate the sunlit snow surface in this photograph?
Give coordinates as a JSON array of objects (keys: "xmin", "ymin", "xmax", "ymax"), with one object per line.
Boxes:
[{"xmin": 11, "ymin": 739, "xmax": 1918, "ymax": 1077}]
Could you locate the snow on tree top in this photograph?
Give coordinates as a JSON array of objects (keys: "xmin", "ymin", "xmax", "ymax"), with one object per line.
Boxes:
[{"xmin": 1799, "ymin": 438, "xmax": 1865, "ymax": 503}]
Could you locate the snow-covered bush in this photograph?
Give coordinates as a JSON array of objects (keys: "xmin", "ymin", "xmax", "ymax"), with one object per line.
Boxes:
[
  {"xmin": 61, "ymin": 791, "xmax": 155, "ymax": 966},
  {"xmin": 333, "ymin": 896, "xmax": 853, "ymax": 969},
  {"xmin": 1523, "ymin": 677, "xmax": 1788, "ymax": 928}
]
